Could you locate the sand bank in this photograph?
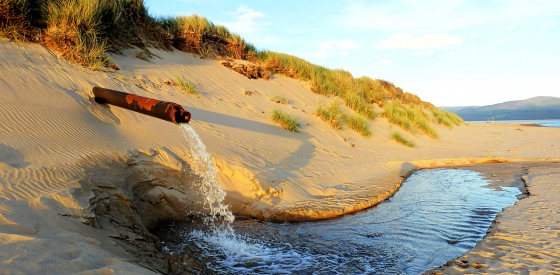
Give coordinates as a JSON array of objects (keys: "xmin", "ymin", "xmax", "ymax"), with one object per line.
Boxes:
[
  {"xmin": 1, "ymin": 41, "xmax": 559, "ymax": 273},
  {"xmin": 426, "ymin": 162, "xmax": 560, "ymax": 274}
]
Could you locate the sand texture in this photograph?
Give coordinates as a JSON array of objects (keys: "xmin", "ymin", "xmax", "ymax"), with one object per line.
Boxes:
[
  {"xmin": 427, "ymin": 162, "xmax": 560, "ymax": 274},
  {"xmin": 1, "ymin": 41, "xmax": 559, "ymax": 274}
]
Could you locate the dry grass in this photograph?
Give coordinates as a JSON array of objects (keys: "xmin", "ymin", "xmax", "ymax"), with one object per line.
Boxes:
[
  {"xmin": 158, "ymin": 14, "xmax": 256, "ymax": 60},
  {"xmin": 0, "ymin": 0, "xmax": 35, "ymax": 41},
  {"xmin": 271, "ymin": 108, "xmax": 300, "ymax": 132}
]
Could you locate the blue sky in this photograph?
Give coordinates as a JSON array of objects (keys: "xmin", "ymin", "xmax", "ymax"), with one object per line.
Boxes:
[{"xmin": 144, "ymin": 0, "xmax": 560, "ymax": 107}]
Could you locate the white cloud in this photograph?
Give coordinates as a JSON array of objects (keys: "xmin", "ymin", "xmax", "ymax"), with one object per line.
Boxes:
[
  {"xmin": 516, "ymin": 51, "xmax": 529, "ymax": 56},
  {"xmin": 501, "ymin": 25, "xmax": 516, "ymax": 30},
  {"xmin": 379, "ymin": 59, "xmax": 393, "ymax": 65},
  {"xmin": 236, "ymin": 5, "xmax": 265, "ymax": 21},
  {"xmin": 338, "ymin": 0, "xmax": 560, "ymax": 32},
  {"xmin": 542, "ymin": 22, "xmax": 557, "ymax": 27},
  {"xmin": 413, "ymin": 50, "xmax": 435, "ymax": 56},
  {"xmin": 377, "ymin": 33, "xmax": 462, "ymax": 50},
  {"xmin": 496, "ymin": 38, "xmax": 510, "ymax": 44},
  {"xmin": 287, "ymin": 27, "xmax": 321, "ymax": 34},
  {"xmin": 223, "ymin": 5, "xmax": 268, "ymax": 36},
  {"xmin": 314, "ymin": 40, "xmax": 360, "ymax": 58}
]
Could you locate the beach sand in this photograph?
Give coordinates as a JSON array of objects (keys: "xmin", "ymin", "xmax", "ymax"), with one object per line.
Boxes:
[
  {"xmin": 426, "ymin": 162, "xmax": 560, "ymax": 274},
  {"xmin": 1, "ymin": 41, "xmax": 559, "ymax": 274}
]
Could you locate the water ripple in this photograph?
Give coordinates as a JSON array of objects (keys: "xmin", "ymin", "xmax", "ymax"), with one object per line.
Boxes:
[{"xmin": 154, "ymin": 168, "xmax": 520, "ymax": 275}]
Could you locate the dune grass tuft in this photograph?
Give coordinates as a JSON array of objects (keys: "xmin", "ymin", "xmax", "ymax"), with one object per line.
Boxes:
[
  {"xmin": 315, "ymin": 99, "xmax": 372, "ymax": 136},
  {"xmin": 271, "ymin": 108, "xmax": 300, "ymax": 132},
  {"xmin": 315, "ymin": 99, "xmax": 344, "ymax": 130},
  {"xmin": 176, "ymin": 76, "xmax": 198, "ymax": 96},
  {"xmin": 382, "ymin": 100, "xmax": 438, "ymax": 138},
  {"xmin": 392, "ymin": 132, "xmax": 416, "ymax": 147},
  {"xmin": 343, "ymin": 113, "xmax": 372, "ymax": 137},
  {"xmin": 430, "ymin": 107, "xmax": 464, "ymax": 128}
]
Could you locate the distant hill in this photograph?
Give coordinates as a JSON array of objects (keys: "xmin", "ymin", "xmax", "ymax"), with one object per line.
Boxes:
[{"xmin": 440, "ymin": 96, "xmax": 560, "ymax": 121}]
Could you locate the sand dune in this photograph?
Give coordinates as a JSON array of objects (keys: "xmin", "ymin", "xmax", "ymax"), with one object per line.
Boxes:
[{"xmin": 1, "ymin": 41, "xmax": 560, "ymax": 273}]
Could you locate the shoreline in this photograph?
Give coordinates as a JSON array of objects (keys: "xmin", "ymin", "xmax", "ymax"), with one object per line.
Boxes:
[{"xmin": 425, "ymin": 161, "xmax": 560, "ymax": 274}]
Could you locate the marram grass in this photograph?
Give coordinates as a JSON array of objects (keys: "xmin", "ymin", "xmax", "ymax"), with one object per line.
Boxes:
[
  {"xmin": 315, "ymin": 99, "xmax": 344, "ymax": 130},
  {"xmin": 176, "ymin": 76, "xmax": 199, "ymax": 96},
  {"xmin": 382, "ymin": 100, "xmax": 438, "ymax": 139},
  {"xmin": 271, "ymin": 108, "xmax": 300, "ymax": 132},
  {"xmin": 431, "ymin": 107, "xmax": 464, "ymax": 128},
  {"xmin": 315, "ymin": 99, "xmax": 372, "ymax": 136},
  {"xmin": 343, "ymin": 113, "xmax": 372, "ymax": 137},
  {"xmin": 392, "ymin": 132, "xmax": 416, "ymax": 147}
]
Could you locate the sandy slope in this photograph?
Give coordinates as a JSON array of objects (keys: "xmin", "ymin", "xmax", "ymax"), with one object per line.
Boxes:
[{"xmin": 1, "ymin": 41, "xmax": 559, "ymax": 274}]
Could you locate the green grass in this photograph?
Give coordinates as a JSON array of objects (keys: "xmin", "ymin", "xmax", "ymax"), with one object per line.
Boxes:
[
  {"xmin": 315, "ymin": 99, "xmax": 372, "ymax": 136},
  {"xmin": 271, "ymin": 108, "xmax": 300, "ymax": 132},
  {"xmin": 343, "ymin": 113, "xmax": 372, "ymax": 137},
  {"xmin": 382, "ymin": 100, "xmax": 438, "ymax": 138},
  {"xmin": 176, "ymin": 76, "xmax": 198, "ymax": 96},
  {"xmin": 315, "ymin": 99, "xmax": 344, "ymax": 130},
  {"xmin": 430, "ymin": 106, "xmax": 464, "ymax": 128},
  {"xmin": 392, "ymin": 132, "xmax": 416, "ymax": 147}
]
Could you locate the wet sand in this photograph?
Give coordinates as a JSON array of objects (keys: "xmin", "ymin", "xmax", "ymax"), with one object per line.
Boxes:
[{"xmin": 426, "ymin": 162, "xmax": 560, "ymax": 274}]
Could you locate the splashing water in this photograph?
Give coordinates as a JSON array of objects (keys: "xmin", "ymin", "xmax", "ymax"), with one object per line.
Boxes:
[
  {"xmin": 180, "ymin": 123, "xmax": 235, "ymax": 230},
  {"xmin": 179, "ymin": 123, "xmax": 284, "ymax": 272}
]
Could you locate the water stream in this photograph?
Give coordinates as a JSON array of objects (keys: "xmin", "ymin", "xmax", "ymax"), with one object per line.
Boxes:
[{"xmin": 162, "ymin": 124, "xmax": 521, "ymax": 274}]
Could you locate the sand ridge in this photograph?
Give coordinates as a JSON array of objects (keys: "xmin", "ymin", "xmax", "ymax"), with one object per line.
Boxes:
[{"xmin": 1, "ymin": 41, "xmax": 560, "ymax": 273}]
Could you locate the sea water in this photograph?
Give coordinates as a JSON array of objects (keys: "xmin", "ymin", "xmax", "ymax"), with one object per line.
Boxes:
[
  {"xmin": 164, "ymin": 125, "xmax": 521, "ymax": 274},
  {"xmin": 470, "ymin": 119, "xmax": 560, "ymax": 127}
]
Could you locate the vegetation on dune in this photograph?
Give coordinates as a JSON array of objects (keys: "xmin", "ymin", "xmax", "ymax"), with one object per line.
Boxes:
[
  {"xmin": 343, "ymin": 113, "xmax": 372, "ymax": 137},
  {"xmin": 382, "ymin": 100, "xmax": 439, "ymax": 139},
  {"xmin": 315, "ymin": 99, "xmax": 372, "ymax": 136},
  {"xmin": 176, "ymin": 76, "xmax": 198, "ymax": 96},
  {"xmin": 0, "ymin": 0, "xmax": 463, "ymax": 138},
  {"xmin": 430, "ymin": 105, "xmax": 464, "ymax": 128},
  {"xmin": 271, "ymin": 108, "xmax": 300, "ymax": 132},
  {"xmin": 392, "ymin": 132, "xmax": 416, "ymax": 147},
  {"xmin": 316, "ymin": 99, "xmax": 345, "ymax": 130},
  {"xmin": 158, "ymin": 14, "xmax": 257, "ymax": 60}
]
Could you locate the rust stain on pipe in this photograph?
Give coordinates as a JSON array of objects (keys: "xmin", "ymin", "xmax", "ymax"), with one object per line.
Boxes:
[{"xmin": 92, "ymin": 87, "xmax": 191, "ymax": 124}]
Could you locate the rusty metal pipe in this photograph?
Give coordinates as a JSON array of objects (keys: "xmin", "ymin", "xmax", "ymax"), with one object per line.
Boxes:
[{"xmin": 92, "ymin": 87, "xmax": 191, "ymax": 124}]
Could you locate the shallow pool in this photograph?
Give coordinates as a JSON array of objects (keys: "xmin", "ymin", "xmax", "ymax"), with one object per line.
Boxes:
[{"xmin": 154, "ymin": 168, "xmax": 521, "ymax": 274}]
